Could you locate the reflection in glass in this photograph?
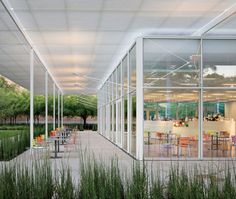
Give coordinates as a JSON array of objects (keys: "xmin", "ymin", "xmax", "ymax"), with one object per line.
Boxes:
[
  {"xmin": 203, "ymin": 40, "xmax": 236, "ymax": 87},
  {"xmin": 117, "ymin": 64, "xmax": 122, "ymax": 98},
  {"xmin": 123, "ymin": 95, "xmax": 128, "ymax": 150},
  {"xmin": 143, "ymin": 39, "xmax": 201, "ymax": 87},
  {"xmin": 130, "ymin": 45, "xmax": 136, "ymax": 92},
  {"xmin": 131, "ymin": 92, "xmax": 136, "ymax": 156},
  {"xmin": 123, "ymin": 56, "xmax": 128, "ymax": 94}
]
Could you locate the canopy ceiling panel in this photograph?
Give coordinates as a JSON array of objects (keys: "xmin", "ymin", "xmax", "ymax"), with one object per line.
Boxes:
[
  {"xmin": 0, "ymin": 0, "xmax": 236, "ymax": 94},
  {"xmin": 0, "ymin": 2, "xmax": 31, "ymax": 91}
]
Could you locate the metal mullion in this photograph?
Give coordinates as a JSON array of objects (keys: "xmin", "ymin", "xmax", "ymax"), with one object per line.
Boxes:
[
  {"xmin": 53, "ymin": 83, "xmax": 56, "ymax": 130},
  {"xmin": 58, "ymin": 89, "xmax": 60, "ymax": 128},
  {"xmin": 199, "ymin": 38, "xmax": 204, "ymax": 159},
  {"xmin": 136, "ymin": 37, "xmax": 144, "ymax": 160},
  {"xmin": 121, "ymin": 61, "xmax": 124, "ymax": 148},
  {"xmin": 30, "ymin": 49, "xmax": 34, "ymax": 148},
  {"xmin": 127, "ymin": 51, "xmax": 131, "ymax": 153},
  {"xmin": 45, "ymin": 71, "xmax": 48, "ymax": 139}
]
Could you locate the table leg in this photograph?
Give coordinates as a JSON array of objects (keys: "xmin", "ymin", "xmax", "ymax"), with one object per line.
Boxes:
[
  {"xmin": 57, "ymin": 140, "xmax": 60, "ymax": 152},
  {"xmin": 54, "ymin": 140, "xmax": 57, "ymax": 158}
]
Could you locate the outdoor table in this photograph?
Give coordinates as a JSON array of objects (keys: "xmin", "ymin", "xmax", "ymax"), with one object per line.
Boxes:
[
  {"xmin": 50, "ymin": 136, "xmax": 63, "ymax": 159},
  {"xmin": 59, "ymin": 130, "xmax": 71, "ymax": 144},
  {"xmin": 159, "ymin": 133, "xmax": 177, "ymax": 157}
]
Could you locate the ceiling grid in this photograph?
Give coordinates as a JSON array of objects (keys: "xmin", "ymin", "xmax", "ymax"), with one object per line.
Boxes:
[{"xmin": 0, "ymin": 0, "xmax": 235, "ymax": 94}]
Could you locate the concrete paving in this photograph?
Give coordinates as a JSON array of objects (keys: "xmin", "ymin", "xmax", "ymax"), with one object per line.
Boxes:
[{"xmin": 3, "ymin": 131, "xmax": 236, "ymax": 182}]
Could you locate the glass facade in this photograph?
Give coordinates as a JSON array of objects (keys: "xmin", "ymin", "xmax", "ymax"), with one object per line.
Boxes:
[
  {"xmin": 98, "ymin": 37, "xmax": 236, "ymax": 160},
  {"xmin": 98, "ymin": 43, "xmax": 137, "ymax": 156}
]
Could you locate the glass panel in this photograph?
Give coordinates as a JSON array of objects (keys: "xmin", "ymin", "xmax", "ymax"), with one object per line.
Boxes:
[
  {"xmin": 143, "ymin": 39, "xmax": 201, "ymax": 87},
  {"xmin": 203, "ymin": 89, "xmax": 236, "ymax": 158},
  {"xmin": 110, "ymin": 103, "xmax": 112, "ymax": 140},
  {"xmin": 203, "ymin": 39, "xmax": 236, "ymax": 87},
  {"xmin": 123, "ymin": 95, "xmax": 128, "ymax": 151},
  {"xmin": 117, "ymin": 64, "xmax": 122, "ymax": 98},
  {"xmin": 130, "ymin": 45, "xmax": 136, "ymax": 92},
  {"xmin": 131, "ymin": 92, "xmax": 136, "ymax": 156},
  {"xmin": 109, "ymin": 76, "xmax": 112, "ymax": 102},
  {"xmin": 144, "ymin": 88, "xmax": 199, "ymax": 158},
  {"xmin": 206, "ymin": 13, "xmax": 236, "ymax": 36},
  {"xmin": 123, "ymin": 55, "xmax": 128, "ymax": 94},
  {"xmin": 102, "ymin": 106, "xmax": 106, "ymax": 136},
  {"xmin": 114, "ymin": 70, "xmax": 117, "ymax": 100},
  {"xmin": 106, "ymin": 104, "xmax": 109, "ymax": 138},
  {"xmin": 113, "ymin": 102, "xmax": 116, "ymax": 142},
  {"xmin": 116, "ymin": 100, "xmax": 122, "ymax": 146}
]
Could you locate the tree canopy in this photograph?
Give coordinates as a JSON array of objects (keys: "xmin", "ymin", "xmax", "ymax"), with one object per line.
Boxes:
[{"xmin": 0, "ymin": 76, "xmax": 97, "ymax": 126}]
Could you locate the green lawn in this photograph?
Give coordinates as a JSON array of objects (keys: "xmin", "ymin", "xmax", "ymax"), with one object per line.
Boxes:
[{"xmin": 0, "ymin": 130, "xmax": 24, "ymax": 138}]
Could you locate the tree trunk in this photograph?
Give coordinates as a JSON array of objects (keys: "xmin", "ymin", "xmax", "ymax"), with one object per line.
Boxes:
[
  {"xmin": 83, "ymin": 116, "xmax": 87, "ymax": 129},
  {"xmin": 14, "ymin": 116, "xmax": 17, "ymax": 124}
]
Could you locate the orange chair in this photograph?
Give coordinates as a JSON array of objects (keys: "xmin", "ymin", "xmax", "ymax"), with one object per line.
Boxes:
[
  {"xmin": 50, "ymin": 130, "xmax": 56, "ymax": 137},
  {"xmin": 203, "ymin": 134, "xmax": 210, "ymax": 141},
  {"xmin": 178, "ymin": 137, "xmax": 191, "ymax": 157}
]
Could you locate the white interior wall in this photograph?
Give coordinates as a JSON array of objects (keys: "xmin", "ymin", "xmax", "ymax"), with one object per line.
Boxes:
[{"xmin": 225, "ymin": 101, "xmax": 236, "ymax": 135}]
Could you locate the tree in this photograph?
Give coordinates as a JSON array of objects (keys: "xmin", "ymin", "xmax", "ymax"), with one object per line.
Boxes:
[
  {"xmin": 0, "ymin": 76, "xmax": 97, "ymax": 125},
  {"xmin": 76, "ymin": 95, "xmax": 97, "ymax": 127},
  {"xmin": 64, "ymin": 94, "xmax": 97, "ymax": 127}
]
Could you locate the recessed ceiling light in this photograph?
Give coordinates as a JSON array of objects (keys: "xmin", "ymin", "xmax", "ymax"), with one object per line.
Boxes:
[
  {"xmin": 146, "ymin": 77, "xmax": 166, "ymax": 80},
  {"xmin": 158, "ymin": 91, "xmax": 172, "ymax": 93},
  {"xmin": 211, "ymin": 93, "xmax": 225, "ymax": 96},
  {"xmin": 179, "ymin": 83, "xmax": 198, "ymax": 86},
  {"xmin": 223, "ymin": 83, "xmax": 236, "ymax": 87},
  {"xmin": 225, "ymin": 91, "xmax": 236, "ymax": 93}
]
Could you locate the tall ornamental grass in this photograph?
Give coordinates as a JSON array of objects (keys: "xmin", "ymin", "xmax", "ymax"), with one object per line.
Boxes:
[
  {"xmin": 0, "ymin": 130, "xmax": 29, "ymax": 161},
  {"xmin": 0, "ymin": 157, "xmax": 235, "ymax": 198}
]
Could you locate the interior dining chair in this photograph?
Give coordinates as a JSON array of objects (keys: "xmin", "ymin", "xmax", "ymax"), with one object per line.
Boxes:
[
  {"xmin": 230, "ymin": 135, "xmax": 236, "ymax": 157},
  {"xmin": 178, "ymin": 137, "xmax": 191, "ymax": 157},
  {"xmin": 155, "ymin": 132, "xmax": 164, "ymax": 145}
]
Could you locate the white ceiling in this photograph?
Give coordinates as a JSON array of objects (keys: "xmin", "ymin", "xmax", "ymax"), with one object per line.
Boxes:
[{"xmin": 0, "ymin": 0, "xmax": 236, "ymax": 94}]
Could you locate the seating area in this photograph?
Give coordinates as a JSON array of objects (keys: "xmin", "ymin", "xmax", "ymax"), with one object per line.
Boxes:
[
  {"xmin": 144, "ymin": 130, "xmax": 236, "ymax": 158},
  {"xmin": 33, "ymin": 127, "xmax": 78, "ymax": 157}
]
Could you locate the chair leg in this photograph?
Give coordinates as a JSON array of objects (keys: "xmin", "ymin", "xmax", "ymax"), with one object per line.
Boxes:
[
  {"xmin": 178, "ymin": 147, "xmax": 181, "ymax": 157},
  {"xmin": 235, "ymin": 146, "xmax": 236, "ymax": 157},
  {"xmin": 230, "ymin": 145, "xmax": 232, "ymax": 157}
]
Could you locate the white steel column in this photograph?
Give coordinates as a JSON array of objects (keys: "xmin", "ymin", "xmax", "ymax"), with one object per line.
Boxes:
[
  {"xmin": 45, "ymin": 71, "xmax": 48, "ymax": 139},
  {"xmin": 53, "ymin": 83, "xmax": 56, "ymax": 130},
  {"xmin": 136, "ymin": 37, "xmax": 144, "ymax": 160},
  {"xmin": 121, "ymin": 61, "xmax": 124, "ymax": 148},
  {"xmin": 97, "ymin": 93, "xmax": 100, "ymax": 133},
  {"xmin": 111, "ymin": 75, "xmax": 114, "ymax": 142},
  {"xmin": 198, "ymin": 38, "xmax": 203, "ymax": 159},
  {"xmin": 61, "ymin": 94, "xmax": 63, "ymax": 127},
  {"xmin": 58, "ymin": 89, "xmax": 60, "ymax": 128},
  {"xmin": 115, "ymin": 70, "xmax": 118, "ymax": 144},
  {"xmin": 30, "ymin": 48, "xmax": 34, "ymax": 148},
  {"xmin": 127, "ymin": 51, "xmax": 131, "ymax": 153}
]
